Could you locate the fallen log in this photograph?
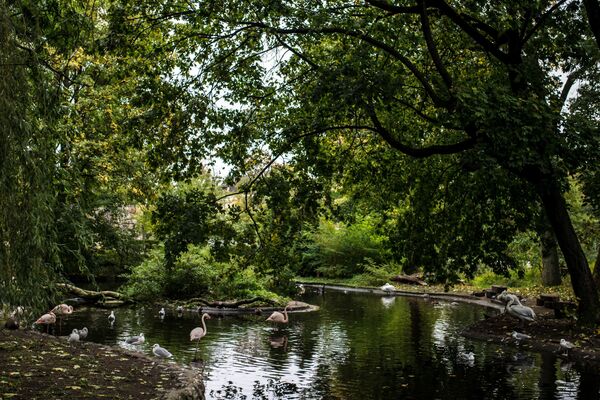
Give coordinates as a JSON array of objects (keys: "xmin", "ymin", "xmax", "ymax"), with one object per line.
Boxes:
[
  {"xmin": 57, "ymin": 283, "xmax": 128, "ymax": 305},
  {"xmin": 182, "ymin": 296, "xmax": 277, "ymax": 309},
  {"xmin": 390, "ymin": 274, "xmax": 428, "ymax": 286}
]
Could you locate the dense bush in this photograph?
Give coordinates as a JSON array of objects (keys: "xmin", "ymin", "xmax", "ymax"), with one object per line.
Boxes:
[
  {"xmin": 301, "ymin": 218, "xmax": 391, "ymax": 278},
  {"xmin": 121, "ymin": 244, "xmax": 282, "ymax": 301}
]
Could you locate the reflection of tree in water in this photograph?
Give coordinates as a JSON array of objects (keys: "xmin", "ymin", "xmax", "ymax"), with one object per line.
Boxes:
[{"xmin": 209, "ymin": 378, "xmax": 308, "ymax": 399}]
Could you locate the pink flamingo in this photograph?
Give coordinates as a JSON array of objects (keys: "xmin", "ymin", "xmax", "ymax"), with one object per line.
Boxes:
[
  {"xmin": 35, "ymin": 311, "xmax": 56, "ymax": 333},
  {"xmin": 51, "ymin": 304, "xmax": 74, "ymax": 334},
  {"xmin": 190, "ymin": 313, "xmax": 211, "ymax": 360},
  {"xmin": 266, "ymin": 305, "xmax": 289, "ymax": 326},
  {"xmin": 52, "ymin": 304, "xmax": 74, "ymax": 316}
]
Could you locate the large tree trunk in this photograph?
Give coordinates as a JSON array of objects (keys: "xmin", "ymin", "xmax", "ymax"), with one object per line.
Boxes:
[
  {"xmin": 584, "ymin": 0, "xmax": 600, "ymax": 50},
  {"xmin": 593, "ymin": 245, "xmax": 600, "ymax": 289},
  {"xmin": 536, "ymin": 177, "xmax": 600, "ymax": 323},
  {"xmin": 541, "ymin": 227, "xmax": 561, "ymax": 286}
]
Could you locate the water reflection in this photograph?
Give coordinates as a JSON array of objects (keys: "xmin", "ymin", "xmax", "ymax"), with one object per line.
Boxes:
[
  {"xmin": 380, "ymin": 296, "xmax": 395, "ymax": 308},
  {"xmin": 51, "ymin": 291, "xmax": 600, "ymax": 399}
]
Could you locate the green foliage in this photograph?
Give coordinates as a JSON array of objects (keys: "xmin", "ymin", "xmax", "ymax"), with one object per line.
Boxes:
[
  {"xmin": 470, "ymin": 267, "xmax": 540, "ymax": 289},
  {"xmin": 355, "ymin": 259, "xmax": 404, "ymax": 286},
  {"xmin": 301, "ymin": 218, "xmax": 390, "ymax": 278},
  {"xmin": 0, "ymin": 2, "xmax": 62, "ymax": 312},
  {"xmin": 122, "ymin": 244, "xmax": 280, "ymax": 301}
]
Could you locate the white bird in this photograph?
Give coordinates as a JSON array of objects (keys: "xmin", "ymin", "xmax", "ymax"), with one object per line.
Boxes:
[
  {"xmin": 108, "ymin": 311, "xmax": 116, "ymax": 324},
  {"xmin": 559, "ymin": 339, "xmax": 575, "ymax": 356},
  {"xmin": 505, "ymin": 296, "xmax": 535, "ymax": 326},
  {"xmin": 458, "ymin": 351, "xmax": 475, "ymax": 366},
  {"xmin": 380, "ymin": 283, "xmax": 395, "ymax": 293},
  {"xmin": 190, "ymin": 313, "xmax": 211, "ymax": 360},
  {"xmin": 68, "ymin": 329, "xmax": 80, "ymax": 343},
  {"xmin": 512, "ymin": 331, "xmax": 531, "ymax": 341},
  {"xmin": 77, "ymin": 327, "xmax": 88, "ymax": 339},
  {"xmin": 126, "ymin": 333, "xmax": 145, "ymax": 345},
  {"xmin": 158, "ymin": 307, "xmax": 165, "ymax": 319},
  {"xmin": 152, "ymin": 343, "xmax": 172, "ymax": 358}
]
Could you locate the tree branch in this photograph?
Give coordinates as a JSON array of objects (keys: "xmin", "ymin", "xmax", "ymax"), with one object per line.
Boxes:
[
  {"xmin": 431, "ymin": 0, "xmax": 510, "ymax": 64},
  {"xmin": 274, "ymin": 35, "xmax": 321, "ymax": 70},
  {"xmin": 365, "ymin": 0, "xmax": 420, "ymax": 14},
  {"xmin": 522, "ymin": 0, "xmax": 569, "ymax": 45},
  {"xmin": 418, "ymin": 0, "xmax": 453, "ymax": 89},
  {"xmin": 240, "ymin": 21, "xmax": 447, "ymax": 107},
  {"xmin": 365, "ymin": 102, "xmax": 477, "ymax": 157}
]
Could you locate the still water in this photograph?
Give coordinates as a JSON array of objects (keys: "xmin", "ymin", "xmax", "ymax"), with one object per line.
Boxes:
[{"xmin": 55, "ymin": 289, "xmax": 599, "ymax": 399}]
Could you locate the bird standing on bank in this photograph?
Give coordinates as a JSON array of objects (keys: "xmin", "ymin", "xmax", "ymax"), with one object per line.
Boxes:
[
  {"xmin": 68, "ymin": 329, "xmax": 80, "ymax": 343},
  {"xmin": 152, "ymin": 343, "xmax": 173, "ymax": 358},
  {"xmin": 190, "ymin": 313, "xmax": 211, "ymax": 360},
  {"xmin": 380, "ymin": 283, "xmax": 395, "ymax": 293},
  {"xmin": 77, "ymin": 327, "xmax": 88, "ymax": 340},
  {"xmin": 505, "ymin": 297, "xmax": 536, "ymax": 326},
  {"xmin": 35, "ymin": 311, "xmax": 56, "ymax": 333}
]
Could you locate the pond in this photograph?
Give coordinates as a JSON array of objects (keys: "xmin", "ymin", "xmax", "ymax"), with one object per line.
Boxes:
[{"xmin": 53, "ymin": 289, "xmax": 599, "ymax": 399}]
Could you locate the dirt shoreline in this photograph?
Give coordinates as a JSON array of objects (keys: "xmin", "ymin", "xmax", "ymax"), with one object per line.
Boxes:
[{"xmin": 0, "ymin": 329, "xmax": 204, "ymax": 400}]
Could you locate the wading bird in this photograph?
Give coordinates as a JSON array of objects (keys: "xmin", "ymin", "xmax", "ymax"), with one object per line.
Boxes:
[
  {"xmin": 559, "ymin": 339, "xmax": 575, "ymax": 356},
  {"xmin": 266, "ymin": 305, "xmax": 289, "ymax": 326},
  {"xmin": 35, "ymin": 311, "xmax": 56, "ymax": 333},
  {"xmin": 126, "ymin": 333, "xmax": 145, "ymax": 345},
  {"xmin": 506, "ymin": 297, "xmax": 536, "ymax": 326},
  {"xmin": 68, "ymin": 329, "xmax": 80, "ymax": 343},
  {"xmin": 108, "ymin": 311, "xmax": 116, "ymax": 325},
  {"xmin": 52, "ymin": 304, "xmax": 73, "ymax": 317},
  {"xmin": 152, "ymin": 343, "xmax": 172, "ymax": 358},
  {"xmin": 52, "ymin": 304, "xmax": 74, "ymax": 334},
  {"xmin": 158, "ymin": 307, "xmax": 165, "ymax": 319},
  {"xmin": 190, "ymin": 313, "xmax": 211, "ymax": 360}
]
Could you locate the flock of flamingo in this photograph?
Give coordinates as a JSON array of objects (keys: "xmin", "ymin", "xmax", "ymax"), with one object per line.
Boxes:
[{"xmin": 22, "ymin": 302, "xmax": 292, "ymax": 360}]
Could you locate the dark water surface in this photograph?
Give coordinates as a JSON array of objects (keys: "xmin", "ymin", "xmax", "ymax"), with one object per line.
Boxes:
[{"xmin": 55, "ymin": 289, "xmax": 600, "ymax": 399}]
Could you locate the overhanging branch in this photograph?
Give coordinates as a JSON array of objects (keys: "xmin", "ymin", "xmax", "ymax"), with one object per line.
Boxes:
[{"xmin": 365, "ymin": 103, "xmax": 477, "ymax": 157}]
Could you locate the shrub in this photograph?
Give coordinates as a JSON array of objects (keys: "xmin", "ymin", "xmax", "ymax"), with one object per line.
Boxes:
[
  {"xmin": 121, "ymin": 244, "xmax": 282, "ymax": 301},
  {"xmin": 301, "ymin": 218, "xmax": 390, "ymax": 278}
]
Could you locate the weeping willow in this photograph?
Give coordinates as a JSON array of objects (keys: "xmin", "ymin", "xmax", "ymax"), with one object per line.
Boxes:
[{"xmin": 0, "ymin": 2, "xmax": 62, "ymax": 313}]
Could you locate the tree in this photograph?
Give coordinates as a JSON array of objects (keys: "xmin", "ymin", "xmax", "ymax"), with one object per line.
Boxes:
[
  {"xmin": 113, "ymin": 1, "xmax": 600, "ymax": 321},
  {"xmin": 1, "ymin": 1, "xmax": 64, "ymax": 310}
]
